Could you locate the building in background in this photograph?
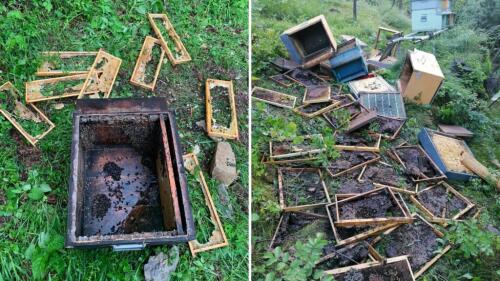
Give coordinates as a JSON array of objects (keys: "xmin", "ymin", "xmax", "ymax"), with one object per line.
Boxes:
[{"xmin": 411, "ymin": 0, "xmax": 455, "ymax": 32}]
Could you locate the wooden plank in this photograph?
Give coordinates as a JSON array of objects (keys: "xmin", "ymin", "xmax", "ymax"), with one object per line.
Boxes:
[
  {"xmin": 438, "ymin": 124, "xmax": 473, "ymax": 138},
  {"xmin": 303, "ymin": 86, "xmax": 331, "ymax": 104},
  {"xmin": 0, "ymin": 82, "xmax": 55, "ymax": 146},
  {"xmin": 184, "ymin": 153, "xmax": 229, "ymax": 256},
  {"xmin": 130, "ymin": 36, "xmax": 165, "ymax": 91},
  {"xmin": 346, "ymin": 110, "xmax": 378, "ymax": 133},
  {"xmin": 148, "ymin": 13, "xmax": 191, "ymax": 65},
  {"xmin": 293, "ymin": 100, "xmax": 341, "ymax": 118},
  {"xmin": 205, "ymin": 79, "xmax": 239, "ymax": 140},
  {"xmin": 270, "ymin": 134, "xmax": 325, "ymax": 160}
]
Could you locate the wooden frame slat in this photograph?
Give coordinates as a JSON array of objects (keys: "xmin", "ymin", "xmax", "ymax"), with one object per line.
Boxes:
[
  {"xmin": 205, "ymin": 79, "xmax": 239, "ymax": 140},
  {"xmin": 26, "ymin": 73, "xmax": 99, "ymax": 103},
  {"xmin": 130, "ymin": 36, "xmax": 166, "ymax": 91},
  {"xmin": 36, "ymin": 51, "xmax": 98, "ymax": 77},
  {"xmin": 148, "ymin": 13, "xmax": 191, "ymax": 65},
  {"xmin": 251, "ymin": 87, "xmax": 297, "ymax": 109}
]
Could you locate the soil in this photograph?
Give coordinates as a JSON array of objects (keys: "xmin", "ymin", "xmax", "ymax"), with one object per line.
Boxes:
[
  {"xmin": 282, "ymin": 169, "xmax": 327, "ymax": 207},
  {"xmin": 330, "ymin": 95, "xmax": 352, "ymax": 107},
  {"xmin": 417, "ymin": 184, "xmax": 467, "ymax": 218},
  {"xmin": 10, "ymin": 129, "xmax": 41, "ymax": 169},
  {"xmin": 374, "ymin": 117, "xmax": 404, "ymax": 136},
  {"xmin": 327, "ymin": 204, "xmax": 381, "ymax": 240},
  {"xmin": 270, "ymin": 74, "xmax": 292, "ymax": 86},
  {"xmin": 91, "ymin": 194, "xmax": 111, "ymax": 219},
  {"xmin": 335, "ymin": 260, "xmax": 413, "ymax": 281},
  {"xmin": 252, "ymin": 88, "xmax": 295, "ymax": 107},
  {"xmin": 211, "ymin": 86, "xmax": 233, "ymax": 128},
  {"xmin": 334, "ymin": 172, "xmax": 374, "ymax": 194},
  {"xmin": 328, "ymin": 151, "xmax": 377, "ymax": 174},
  {"xmin": 375, "ymin": 217, "xmax": 440, "ymax": 272},
  {"xmin": 103, "ymin": 161, "xmax": 124, "ymax": 181},
  {"xmin": 361, "ymin": 164, "xmax": 411, "ymax": 188},
  {"xmin": 396, "ymin": 147, "xmax": 438, "ymax": 178},
  {"xmin": 338, "ymin": 189, "xmax": 403, "ymax": 220},
  {"xmin": 317, "ymin": 242, "xmax": 371, "ymax": 270},
  {"xmin": 305, "ymin": 86, "xmax": 330, "ymax": 101},
  {"xmin": 336, "ymin": 132, "xmax": 376, "ymax": 147}
]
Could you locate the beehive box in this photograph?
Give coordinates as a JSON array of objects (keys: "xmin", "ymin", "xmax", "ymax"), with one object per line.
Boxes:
[
  {"xmin": 329, "ymin": 39, "xmax": 369, "ymax": 83},
  {"xmin": 66, "ymin": 98, "xmax": 195, "ymax": 249}
]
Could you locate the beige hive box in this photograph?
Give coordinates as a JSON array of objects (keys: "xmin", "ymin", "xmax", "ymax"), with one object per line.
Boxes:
[{"xmin": 398, "ymin": 49, "xmax": 444, "ymax": 104}]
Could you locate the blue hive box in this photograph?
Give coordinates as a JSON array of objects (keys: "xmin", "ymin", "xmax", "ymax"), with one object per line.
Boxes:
[
  {"xmin": 280, "ymin": 15, "xmax": 337, "ymax": 68},
  {"xmin": 329, "ymin": 39, "xmax": 368, "ymax": 83},
  {"xmin": 418, "ymin": 128, "xmax": 477, "ymax": 181}
]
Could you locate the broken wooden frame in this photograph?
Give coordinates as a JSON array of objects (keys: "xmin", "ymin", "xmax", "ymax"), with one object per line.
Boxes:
[
  {"xmin": 284, "ymin": 68, "xmax": 328, "ymax": 88},
  {"xmin": 269, "ymin": 134, "xmax": 326, "ymax": 160},
  {"xmin": 357, "ymin": 163, "xmax": 418, "ymax": 195},
  {"xmin": 293, "ymin": 100, "xmax": 341, "ymax": 118},
  {"xmin": 205, "ymin": 79, "xmax": 238, "ymax": 140},
  {"xmin": 333, "ymin": 131, "xmax": 382, "ymax": 153},
  {"xmin": 278, "ymin": 167, "xmax": 331, "ymax": 211},
  {"xmin": 183, "ymin": 153, "xmax": 228, "ymax": 256},
  {"xmin": 322, "ymin": 100, "xmax": 365, "ymax": 130},
  {"xmin": 326, "ymin": 193, "xmax": 409, "ymax": 246},
  {"xmin": 270, "ymin": 74, "xmax": 294, "ymax": 87},
  {"xmin": 373, "ymin": 115, "xmax": 406, "ymax": 140},
  {"xmin": 130, "ymin": 36, "xmax": 166, "ymax": 91},
  {"xmin": 325, "ymin": 151, "xmax": 380, "ymax": 178},
  {"xmin": 393, "ymin": 145, "xmax": 447, "ymax": 183},
  {"xmin": 269, "ymin": 207, "xmax": 329, "ymax": 249},
  {"xmin": 0, "ymin": 82, "xmax": 55, "ymax": 146},
  {"xmin": 251, "ymin": 87, "xmax": 297, "ymax": 109},
  {"xmin": 26, "ymin": 73, "xmax": 99, "ymax": 103},
  {"xmin": 35, "ymin": 51, "xmax": 98, "ymax": 77},
  {"xmin": 303, "ymin": 86, "xmax": 331, "ymax": 104},
  {"xmin": 261, "ymin": 155, "xmax": 319, "ymax": 165},
  {"xmin": 410, "ymin": 181, "xmax": 475, "ymax": 225},
  {"xmin": 370, "ymin": 213, "xmax": 452, "ymax": 278},
  {"xmin": 148, "ymin": 13, "xmax": 191, "ymax": 65},
  {"xmin": 77, "ymin": 49, "xmax": 122, "ymax": 99},
  {"xmin": 315, "ymin": 241, "xmax": 381, "ymax": 269},
  {"xmin": 324, "ymin": 255, "xmax": 416, "ymax": 281},
  {"xmin": 335, "ymin": 187, "xmax": 413, "ymax": 227}
]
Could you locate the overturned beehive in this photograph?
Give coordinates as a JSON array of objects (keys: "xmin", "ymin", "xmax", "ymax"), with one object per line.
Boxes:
[{"xmin": 66, "ymin": 98, "xmax": 195, "ymax": 249}]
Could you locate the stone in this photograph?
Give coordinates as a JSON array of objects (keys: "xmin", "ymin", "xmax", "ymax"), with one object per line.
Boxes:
[
  {"xmin": 144, "ymin": 246, "xmax": 179, "ymax": 281},
  {"xmin": 211, "ymin": 142, "xmax": 237, "ymax": 185}
]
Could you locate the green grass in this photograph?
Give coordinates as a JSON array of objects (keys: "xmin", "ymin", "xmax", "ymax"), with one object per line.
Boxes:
[
  {"xmin": 0, "ymin": 0, "xmax": 248, "ymax": 280},
  {"xmin": 252, "ymin": 0, "xmax": 499, "ymax": 280}
]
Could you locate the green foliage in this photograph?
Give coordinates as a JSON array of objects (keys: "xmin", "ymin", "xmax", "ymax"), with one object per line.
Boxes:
[
  {"xmin": 253, "ymin": 233, "xmax": 333, "ymax": 281},
  {"xmin": 446, "ymin": 220, "xmax": 499, "ymax": 258}
]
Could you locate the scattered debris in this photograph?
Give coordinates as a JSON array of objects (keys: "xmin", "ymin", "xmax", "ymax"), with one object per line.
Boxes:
[
  {"xmin": 53, "ymin": 103, "xmax": 65, "ymax": 110},
  {"xmin": 316, "ymin": 241, "xmax": 377, "ymax": 271},
  {"xmin": 144, "ymin": 246, "xmax": 180, "ymax": 281},
  {"xmin": 346, "ymin": 110, "xmax": 378, "ymax": 133},
  {"xmin": 293, "ymin": 99, "xmax": 341, "ymax": 118},
  {"xmin": 334, "ymin": 131, "xmax": 382, "ymax": 153},
  {"xmin": 358, "ymin": 162, "xmax": 416, "ymax": 195},
  {"xmin": 130, "ymin": 36, "xmax": 166, "ymax": 91},
  {"xmin": 77, "ymin": 49, "xmax": 122, "ymax": 99},
  {"xmin": 148, "ymin": 13, "xmax": 191, "ymax": 65},
  {"xmin": 278, "ymin": 168, "xmax": 330, "ymax": 211},
  {"xmin": 184, "ymin": 153, "xmax": 229, "ymax": 256},
  {"xmin": 326, "ymin": 151, "xmax": 380, "ymax": 177},
  {"xmin": 330, "ymin": 38, "xmax": 369, "ymax": 83},
  {"xmin": 284, "ymin": 68, "xmax": 328, "ymax": 88},
  {"xmin": 270, "ymin": 134, "xmax": 325, "ymax": 160},
  {"xmin": 251, "ymin": 87, "xmax": 297, "ymax": 109},
  {"xmin": 280, "ymin": 15, "xmax": 336, "ymax": 68},
  {"xmin": 393, "ymin": 145, "xmax": 446, "ymax": 183},
  {"xmin": 271, "ymin": 57, "xmax": 299, "ymax": 72},
  {"xmin": 205, "ymin": 79, "xmax": 238, "ymax": 140},
  {"xmin": 36, "ymin": 51, "xmax": 98, "ymax": 77},
  {"xmin": 270, "ymin": 74, "xmax": 293, "ymax": 87},
  {"xmin": 210, "ymin": 142, "xmax": 237, "ymax": 186},
  {"xmin": 303, "ymin": 85, "xmax": 331, "ymax": 104},
  {"xmin": 397, "ymin": 49, "xmax": 444, "ymax": 104},
  {"xmin": 0, "ymin": 82, "xmax": 55, "ymax": 146}
]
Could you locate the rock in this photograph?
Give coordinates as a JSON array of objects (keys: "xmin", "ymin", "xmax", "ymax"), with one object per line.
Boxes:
[
  {"xmin": 53, "ymin": 103, "xmax": 65, "ymax": 110},
  {"xmin": 195, "ymin": 120, "xmax": 207, "ymax": 131},
  {"xmin": 210, "ymin": 142, "xmax": 237, "ymax": 185},
  {"xmin": 144, "ymin": 246, "xmax": 179, "ymax": 281}
]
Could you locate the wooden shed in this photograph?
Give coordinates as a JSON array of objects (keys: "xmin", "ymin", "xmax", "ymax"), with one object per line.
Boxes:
[
  {"xmin": 411, "ymin": 0, "xmax": 455, "ymax": 33},
  {"xmin": 397, "ymin": 49, "xmax": 444, "ymax": 104}
]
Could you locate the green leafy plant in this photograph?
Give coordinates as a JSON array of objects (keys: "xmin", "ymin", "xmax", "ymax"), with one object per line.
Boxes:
[
  {"xmin": 446, "ymin": 220, "xmax": 499, "ymax": 258},
  {"xmin": 253, "ymin": 233, "xmax": 334, "ymax": 281}
]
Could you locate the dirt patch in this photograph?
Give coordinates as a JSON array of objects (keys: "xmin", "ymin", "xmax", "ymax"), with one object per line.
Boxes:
[
  {"xmin": 328, "ymin": 151, "xmax": 377, "ymax": 174},
  {"xmin": 10, "ymin": 129, "xmax": 41, "ymax": 168},
  {"xmin": 281, "ymin": 169, "xmax": 327, "ymax": 207},
  {"xmin": 333, "ymin": 172, "xmax": 374, "ymax": 194},
  {"xmin": 327, "ymin": 204, "xmax": 382, "ymax": 240},
  {"xmin": 375, "ymin": 217, "xmax": 440, "ymax": 272},
  {"xmin": 335, "ymin": 260, "xmax": 413, "ymax": 281},
  {"xmin": 336, "ymin": 132, "xmax": 377, "ymax": 147},
  {"xmin": 285, "ymin": 68, "xmax": 326, "ymax": 87},
  {"xmin": 296, "ymin": 101, "xmax": 333, "ymax": 114},
  {"xmin": 330, "ymin": 95, "xmax": 352, "ymax": 107},
  {"xmin": 103, "ymin": 161, "xmax": 124, "ymax": 181},
  {"xmin": 317, "ymin": 242, "xmax": 371, "ymax": 270},
  {"xmin": 396, "ymin": 147, "xmax": 438, "ymax": 178},
  {"xmin": 373, "ymin": 117, "xmax": 404, "ymax": 137},
  {"xmin": 417, "ymin": 184, "xmax": 467, "ymax": 218},
  {"xmin": 338, "ymin": 190, "xmax": 403, "ymax": 220},
  {"xmin": 91, "ymin": 194, "xmax": 111, "ymax": 219}
]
